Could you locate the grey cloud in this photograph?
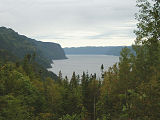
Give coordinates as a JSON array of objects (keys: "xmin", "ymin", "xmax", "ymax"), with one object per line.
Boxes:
[{"xmin": 0, "ymin": 0, "xmax": 138, "ymax": 47}]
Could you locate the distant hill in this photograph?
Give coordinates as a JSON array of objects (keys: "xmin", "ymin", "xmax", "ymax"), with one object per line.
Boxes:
[
  {"xmin": 0, "ymin": 27, "xmax": 66, "ymax": 68},
  {"xmin": 64, "ymin": 46, "xmax": 132, "ymax": 56}
]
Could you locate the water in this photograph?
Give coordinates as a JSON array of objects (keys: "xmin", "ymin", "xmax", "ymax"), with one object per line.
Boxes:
[{"xmin": 48, "ymin": 55, "xmax": 119, "ymax": 79}]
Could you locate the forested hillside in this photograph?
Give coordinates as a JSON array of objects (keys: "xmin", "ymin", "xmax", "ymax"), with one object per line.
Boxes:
[
  {"xmin": 0, "ymin": 0, "xmax": 159, "ymax": 120},
  {"xmin": 64, "ymin": 46, "xmax": 132, "ymax": 56},
  {"xmin": 0, "ymin": 27, "xmax": 66, "ymax": 68}
]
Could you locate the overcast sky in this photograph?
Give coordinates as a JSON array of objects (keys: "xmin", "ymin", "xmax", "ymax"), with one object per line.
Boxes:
[{"xmin": 0, "ymin": 0, "xmax": 138, "ymax": 47}]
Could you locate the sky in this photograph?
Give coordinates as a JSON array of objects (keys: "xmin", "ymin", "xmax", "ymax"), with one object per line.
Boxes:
[{"xmin": 0, "ymin": 0, "xmax": 138, "ymax": 47}]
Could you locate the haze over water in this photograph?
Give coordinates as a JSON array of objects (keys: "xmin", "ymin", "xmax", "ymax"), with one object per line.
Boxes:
[{"xmin": 48, "ymin": 55, "xmax": 119, "ymax": 79}]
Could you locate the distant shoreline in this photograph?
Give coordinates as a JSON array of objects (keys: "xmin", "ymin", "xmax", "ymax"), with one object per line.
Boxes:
[
  {"xmin": 65, "ymin": 54, "xmax": 120, "ymax": 57},
  {"xmin": 63, "ymin": 46, "xmax": 133, "ymax": 57}
]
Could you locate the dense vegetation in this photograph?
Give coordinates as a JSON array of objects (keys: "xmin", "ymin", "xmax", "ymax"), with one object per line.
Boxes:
[
  {"xmin": 64, "ymin": 46, "xmax": 132, "ymax": 56},
  {"xmin": 0, "ymin": 27, "xmax": 66, "ymax": 68},
  {"xmin": 0, "ymin": 0, "xmax": 159, "ymax": 119}
]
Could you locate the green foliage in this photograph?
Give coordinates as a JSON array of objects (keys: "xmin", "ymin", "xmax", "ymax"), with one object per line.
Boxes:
[
  {"xmin": 59, "ymin": 114, "xmax": 80, "ymax": 120},
  {"xmin": 0, "ymin": 95, "xmax": 30, "ymax": 120}
]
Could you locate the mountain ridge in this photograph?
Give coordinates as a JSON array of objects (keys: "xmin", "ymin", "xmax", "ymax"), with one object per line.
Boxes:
[
  {"xmin": 0, "ymin": 27, "xmax": 67, "ymax": 68},
  {"xmin": 64, "ymin": 46, "xmax": 132, "ymax": 56}
]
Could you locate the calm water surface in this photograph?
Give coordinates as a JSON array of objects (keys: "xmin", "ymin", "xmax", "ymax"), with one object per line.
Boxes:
[{"xmin": 48, "ymin": 55, "xmax": 119, "ymax": 79}]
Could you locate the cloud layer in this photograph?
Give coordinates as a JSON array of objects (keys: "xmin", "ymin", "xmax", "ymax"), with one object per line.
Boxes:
[{"xmin": 0, "ymin": 0, "xmax": 138, "ymax": 47}]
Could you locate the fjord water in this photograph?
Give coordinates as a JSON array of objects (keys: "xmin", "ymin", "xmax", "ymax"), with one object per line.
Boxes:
[{"xmin": 48, "ymin": 55, "xmax": 119, "ymax": 79}]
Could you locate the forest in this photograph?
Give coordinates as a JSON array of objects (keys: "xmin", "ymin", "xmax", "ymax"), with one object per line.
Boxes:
[{"xmin": 0, "ymin": 0, "xmax": 160, "ymax": 120}]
